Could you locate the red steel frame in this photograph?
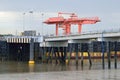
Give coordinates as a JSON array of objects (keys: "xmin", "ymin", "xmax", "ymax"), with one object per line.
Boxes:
[{"xmin": 44, "ymin": 12, "xmax": 100, "ymax": 36}]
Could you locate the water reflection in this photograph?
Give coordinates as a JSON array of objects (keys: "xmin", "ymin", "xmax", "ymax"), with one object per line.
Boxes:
[
  {"xmin": 29, "ymin": 64, "xmax": 35, "ymax": 72},
  {"xmin": 0, "ymin": 59, "xmax": 120, "ymax": 74}
]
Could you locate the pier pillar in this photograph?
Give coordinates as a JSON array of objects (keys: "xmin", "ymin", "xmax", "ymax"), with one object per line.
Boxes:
[
  {"xmin": 107, "ymin": 41, "xmax": 111, "ymax": 69},
  {"xmin": 49, "ymin": 47, "xmax": 53, "ymax": 63},
  {"xmin": 63, "ymin": 47, "xmax": 67, "ymax": 63},
  {"xmin": 54, "ymin": 52, "xmax": 58, "ymax": 64},
  {"xmin": 50, "ymin": 47, "xmax": 54, "ymax": 63},
  {"xmin": 29, "ymin": 38, "xmax": 35, "ymax": 64},
  {"xmin": 101, "ymin": 41, "xmax": 105, "ymax": 69},
  {"xmin": 80, "ymin": 43, "xmax": 84, "ymax": 66},
  {"xmin": 75, "ymin": 43, "xmax": 78, "ymax": 65},
  {"xmin": 88, "ymin": 51, "xmax": 92, "ymax": 66},
  {"xmin": 57, "ymin": 47, "xmax": 62, "ymax": 63},
  {"xmin": 81, "ymin": 51, "xmax": 84, "ymax": 66},
  {"xmin": 42, "ymin": 47, "xmax": 47, "ymax": 63},
  {"xmin": 67, "ymin": 43, "xmax": 72, "ymax": 65},
  {"xmin": 88, "ymin": 43, "xmax": 92, "ymax": 66},
  {"xmin": 61, "ymin": 48, "xmax": 64, "ymax": 63},
  {"xmin": 46, "ymin": 47, "xmax": 51, "ymax": 63},
  {"xmin": 114, "ymin": 41, "xmax": 117, "ymax": 69},
  {"xmin": 54, "ymin": 47, "xmax": 58, "ymax": 64}
]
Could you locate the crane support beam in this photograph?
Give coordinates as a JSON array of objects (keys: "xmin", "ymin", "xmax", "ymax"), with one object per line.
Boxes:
[
  {"xmin": 78, "ymin": 24, "xmax": 82, "ymax": 33},
  {"xmin": 56, "ymin": 24, "xmax": 59, "ymax": 36},
  {"xmin": 65, "ymin": 24, "xmax": 71, "ymax": 35}
]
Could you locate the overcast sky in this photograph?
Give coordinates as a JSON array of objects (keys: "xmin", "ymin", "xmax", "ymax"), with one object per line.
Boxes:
[{"xmin": 0, "ymin": 0, "xmax": 120, "ymax": 35}]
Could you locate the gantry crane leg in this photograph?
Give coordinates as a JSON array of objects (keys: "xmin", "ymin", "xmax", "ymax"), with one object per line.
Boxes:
[
  {"xmin": 78, "ymin": 24, "xmax": 82, "ymax": 34},
  {"xmin": 56, "ymin": 24, "xmax": 59, "ymax": 36}
]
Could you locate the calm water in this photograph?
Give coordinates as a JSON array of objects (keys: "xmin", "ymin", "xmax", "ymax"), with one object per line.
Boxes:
[
  {"xmin": 0, "ymin": 59, "xmax": 120, "ymax": 80},
  {"xmin": 0, "ymin": 59, "xmax": 120, "ymax": 74}
]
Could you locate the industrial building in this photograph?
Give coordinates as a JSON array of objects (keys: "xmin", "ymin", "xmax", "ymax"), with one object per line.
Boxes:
[{"xmin": 22, "ymin": 30, "xmax": 36, "ymax": 36}]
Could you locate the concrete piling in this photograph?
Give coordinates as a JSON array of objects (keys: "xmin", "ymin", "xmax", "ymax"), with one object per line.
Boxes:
[
  {"xmin": 67, "ymin": 44, "xmax": 72, "ymax": 65},
  {"xmin": 81, "ymin": 51, "xmax": 84, "ymax": 66},
  {"xmin": 46, "ymin": 47, "xmax": 51, "ymax": 63},
  {"xmin": 57, "ymin": 47, "xmax": 62, "ymax": 63},
  {"xmin": 29, "ymin": 38, "xmax": 34, "ymax": 64},
  {"xmin": 107, "ymin": 41, "xmax": 111, "ymax": 69},
  {"xmin": 38, "ymin": 41, "xmax": 120, "ymax": 69},
  {"xmin": 63, "ymin": 47, "xmax": 67, "ymax": 63},
  {"xmin": 75, "ymin": 43, "xmax": 78, "ymax": 65},
  {"xmin": 114, "ymin": 41, "xmax": 117, "ymax": 69},
  {"xmin": 101, "ymin": 41, "xmax": 105, "ymax": 69},
  {"xmin": 87, "ymin": 43, "xmax": 92, "ymax": 66},
  {"xmin": 88, "ymin": 51, "xmax": 92, "ymax": 66}
]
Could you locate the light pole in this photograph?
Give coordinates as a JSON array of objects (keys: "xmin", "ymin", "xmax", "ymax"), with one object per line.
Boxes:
[
  {"xmin": 23, "ymin": 13, "xmax": 25, "ymax": 32},
  {"xmin": 41, "ymin": 13, "xmax": 44, "ymax": 36},
  {"xmin": 29, "ymin": 11, "xmax": 33, "ymax": 30}
]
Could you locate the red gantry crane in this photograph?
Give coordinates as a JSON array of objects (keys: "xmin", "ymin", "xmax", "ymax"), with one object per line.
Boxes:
[{"xmin": 44, "ymin": 12, "xmax": 100, "ymax": 36}]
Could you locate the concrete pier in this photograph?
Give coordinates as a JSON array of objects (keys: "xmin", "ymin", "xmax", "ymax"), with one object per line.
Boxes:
[
  {"xmin": 1, "ymin": 32, "xmax": 120, "ymax": 69},
  {"xmin": 29, "ymin": 38, "xmax": 34, "ymax": 64},
  {"xmin": 114, "ymin": 41, "xmax": 117, "ymax": 69}
]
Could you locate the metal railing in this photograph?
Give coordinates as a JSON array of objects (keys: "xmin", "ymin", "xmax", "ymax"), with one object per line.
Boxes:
[{"xmin": 45, "ymin": 28, "xmax": 120, "ymax": 38}]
